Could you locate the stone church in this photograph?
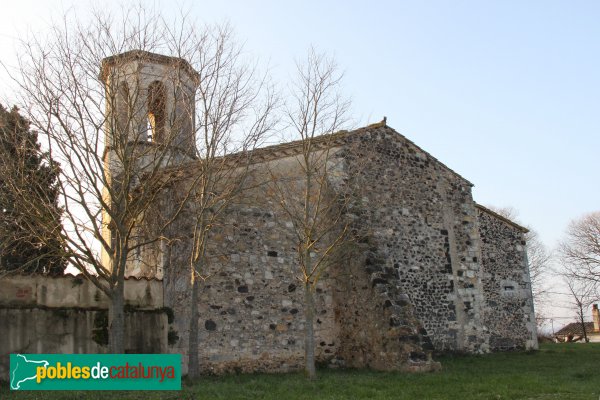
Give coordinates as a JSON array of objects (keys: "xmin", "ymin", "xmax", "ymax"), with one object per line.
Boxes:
[{"xmin": 100, "ymin": 50, "xmax": 538, "ymax": 374}]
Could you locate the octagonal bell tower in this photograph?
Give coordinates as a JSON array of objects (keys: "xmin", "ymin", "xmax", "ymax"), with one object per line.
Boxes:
[
  {"xmin": 99, "ymin": 50, "xmax": 199, "ymax": 275},
  {"xmin": 100, "ymin": 50, "xmax": 200, "ymax": 168}
]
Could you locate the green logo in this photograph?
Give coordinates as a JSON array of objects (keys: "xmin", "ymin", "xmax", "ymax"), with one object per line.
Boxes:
[{"xmin": 10, "ymin": 354, "xmax": 181, "ymax": 390}]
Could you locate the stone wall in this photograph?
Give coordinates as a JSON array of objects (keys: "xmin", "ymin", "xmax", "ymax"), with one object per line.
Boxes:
[
  {"xmin": 161, "ymin": 157, "xmax": 345, "ymax": 375},
  {"xmin": 0, "ymin": 275, "xmax": 168, "ymax": 379},
  {"xmin": 331, "ymin": 239, "xmax": 437, "ymax": 371},
  {"xmin": 477, "ymin": 206, "xmax": 538, "ymax": 350},
  {"xmin": 340, "ymin": 127, "xmax": 488, "ymax": 353},
  {"xmin": 129, "ymin": 124, "xmax": 537, "ymax": 374},
  {"xmin": 158, "ymin": 133, "xmax": 447, "ymax": 374}
]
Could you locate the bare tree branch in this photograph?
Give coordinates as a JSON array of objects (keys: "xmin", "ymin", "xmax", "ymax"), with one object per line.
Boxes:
[
  {"xmin": 3, "ymin": 5, "xmax": 260, "ymax": 353},
  {"xmin": 560, "ymin": 211, "xmax": 600, "ymax": 285},
  {"xmin": 266, "ymin": 47, "xmax": 353, "ymax": 380},
  {"xmin": 164, "ymin": 24, "xmax": 280, "ymax": 378}
]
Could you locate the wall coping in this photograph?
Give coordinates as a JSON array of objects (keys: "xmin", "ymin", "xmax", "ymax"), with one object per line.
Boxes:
[{"xmin": 0, "ymin": 275, "xmax": 163, "ymax": 309}]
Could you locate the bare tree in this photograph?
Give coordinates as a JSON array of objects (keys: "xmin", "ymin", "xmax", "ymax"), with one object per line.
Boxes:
[
  {"xmin": 560, "ymin": 211, "xmax": 600, "ymax": 285},
  {"xmin": 563, "ymin": 276, "xmax": 596, "ymax": 343},
  {"xmin": 267, "ymin": 48, "xmax": 351, "ymax": 379},
  {"xmin": 183, "ymin": 26, "xmax": 277, "ymax": 378},
  {"xmin": 2, "ymin": 6, "xmax": 239, "ymax": 353},
  {"xmin": 554, "ymin": 211, "xmax": 600, "ymax": 342}
]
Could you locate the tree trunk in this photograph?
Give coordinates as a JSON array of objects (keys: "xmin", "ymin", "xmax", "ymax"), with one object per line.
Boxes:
[
  {"xmin": 579, "ymin": 307, "xmax": 589, "ymax": 343},
  {"xmin": 108, "ymin": 283, "xmax": 125, "ymax": 353},
  {"xmin": 304, "ymin": 282, "xmax": 316, "ymax": 380},
  {"xmin": 188, "ymin": 274, "xmax": 200, "ymax": 378}
]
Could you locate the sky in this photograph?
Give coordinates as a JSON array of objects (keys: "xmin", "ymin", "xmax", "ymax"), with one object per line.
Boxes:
[{"xmin": 0, "ymin": 0, "xmax": 598, "ymax": 329}]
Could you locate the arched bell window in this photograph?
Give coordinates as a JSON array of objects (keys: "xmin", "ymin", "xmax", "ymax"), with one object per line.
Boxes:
[{"xmin": 147, "ymin": 81, "xmax": 166, "ymax": 142}]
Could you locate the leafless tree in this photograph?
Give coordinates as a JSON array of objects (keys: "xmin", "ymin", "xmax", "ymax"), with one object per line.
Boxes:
[
  {"xmin": 267, "ymin": 48, "xmax": 352, "ymax": 379},
  {"xmin": 2, "ymin": 6, "xmax": 252, "ymax": 353},
  {"xmin": 183, "ymin": 26, "xmax": 277, "ymax": 378},
  {"xmin": 554, "ymin": 211, "xmax": 600, "ymax": 342},
  {"xmin": 560, "ymin": 211, "xmax": 600, "ymax": 286},
  {"xmin": 563, "ymin": 276, "xmax": 596, "ymax": 343}
]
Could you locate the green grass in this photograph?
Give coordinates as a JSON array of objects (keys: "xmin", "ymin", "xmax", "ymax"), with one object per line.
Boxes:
[{"xmin": 3, "ymin": 343, "xmax": 600, "ymax": 399}]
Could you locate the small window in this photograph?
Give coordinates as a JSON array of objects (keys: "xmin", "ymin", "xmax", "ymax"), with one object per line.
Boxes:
[
  {"xmin": 503, "ymin": 285, "xmax": 514, "ymax": 291},
  {"xmin": 147, "ymin": 81, "xmax": 166, "ymax": 142}
]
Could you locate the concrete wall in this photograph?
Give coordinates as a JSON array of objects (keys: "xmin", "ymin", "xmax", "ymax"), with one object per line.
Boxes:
[{"xmin": 0, "ymin": 275, "xmax": 168, "ymax": 379}]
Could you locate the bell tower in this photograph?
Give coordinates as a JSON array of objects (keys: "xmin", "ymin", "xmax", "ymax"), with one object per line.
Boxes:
[
  {"xmin": 99, "ymin": 50, "xmax": 199, "ymax": 276},
  {"xmin": 100, "ymin": 50, "xmax": 199, "ymax": 165}
]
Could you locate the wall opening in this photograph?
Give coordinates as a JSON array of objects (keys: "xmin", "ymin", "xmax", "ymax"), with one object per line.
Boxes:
[{"xmin": 147, "ymin": 81, "xmax": 166, "ymax": 143}]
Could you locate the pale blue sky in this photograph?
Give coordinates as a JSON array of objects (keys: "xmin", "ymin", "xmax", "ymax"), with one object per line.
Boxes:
[{"xmin": 1, "ymin": 1, "xmax": 598, "ymax": 324}]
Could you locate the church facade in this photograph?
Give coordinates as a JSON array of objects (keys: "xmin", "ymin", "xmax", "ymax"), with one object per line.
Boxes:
[{"xmin": 101, "ymin": 51, "xmax": 537, "ymax": 374}]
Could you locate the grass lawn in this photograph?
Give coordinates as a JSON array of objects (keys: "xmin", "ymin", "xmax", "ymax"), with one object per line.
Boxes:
[{"xmin": 3, "ymin": 343, "xmax": 599, "ymax": 399}]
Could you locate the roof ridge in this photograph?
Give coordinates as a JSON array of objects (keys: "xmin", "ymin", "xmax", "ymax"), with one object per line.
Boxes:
[{"xmin": 162, "ymin": 123, "xmax": 474, "ymax": 187}]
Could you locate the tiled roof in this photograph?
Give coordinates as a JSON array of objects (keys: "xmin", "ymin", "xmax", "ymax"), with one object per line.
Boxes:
[{"xmin": 555, "ymin": 322, "xmax": 597, "ymax": 336}]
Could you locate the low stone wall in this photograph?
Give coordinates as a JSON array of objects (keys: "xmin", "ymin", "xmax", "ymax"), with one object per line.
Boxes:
[{"xmin": 0, "ymin": 275, "xmax": 168, "ymax": 380}]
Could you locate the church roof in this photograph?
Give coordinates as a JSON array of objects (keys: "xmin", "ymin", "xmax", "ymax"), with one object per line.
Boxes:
[
  {"xmin": 224, "ymin": 123, "xmax": 536, "ymax": 233},
  {"xmin": 157, "ymin": 121, "xmax": 527, "ymax": 234},
  {"xmin": 190, "ymin": 121, "xmax": 475, "ymax": 187}
]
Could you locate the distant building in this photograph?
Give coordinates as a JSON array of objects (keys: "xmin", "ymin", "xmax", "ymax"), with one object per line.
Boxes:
[{"xmin": 555, "ymin": 304, "xmax": 600, "ymax": 343}]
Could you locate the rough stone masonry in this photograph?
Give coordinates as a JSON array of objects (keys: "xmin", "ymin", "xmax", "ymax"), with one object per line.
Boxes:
[{"xmin": 104, "ymin": 51, "xmax": 538, "ymax": 374}]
